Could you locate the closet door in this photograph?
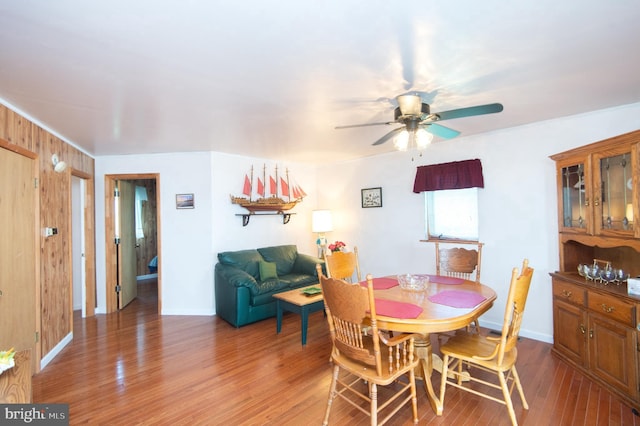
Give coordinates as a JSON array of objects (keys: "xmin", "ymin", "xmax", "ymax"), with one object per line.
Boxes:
[{"xmin": 0, "ymin": 147, "xmax": 37, "ymax": 369}]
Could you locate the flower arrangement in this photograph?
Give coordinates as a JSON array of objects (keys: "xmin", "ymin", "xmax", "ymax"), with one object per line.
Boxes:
[{"xmin": 328, "ymin": 241, "xmax": 346, "ymax": 253}]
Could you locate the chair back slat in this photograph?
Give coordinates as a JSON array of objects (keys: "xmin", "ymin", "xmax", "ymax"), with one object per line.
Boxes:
[
  {"xmin": 435, "ymin": 242, "xmax": 483, "ymax": 283},
  {"xmin": 324, "ymin": 247, "xmax": 361, "ymax": 283}
]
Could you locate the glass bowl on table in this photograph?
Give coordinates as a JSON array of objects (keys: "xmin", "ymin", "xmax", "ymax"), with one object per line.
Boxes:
[{"xmin": 397, "ymin": 274, "xmax": 429, "ymax": 291}]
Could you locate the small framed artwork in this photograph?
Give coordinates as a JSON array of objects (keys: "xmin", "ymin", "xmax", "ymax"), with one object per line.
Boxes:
[
  {"xmin": 176, "ymin": 193, "xmax": 195, "ymax": 209},
  {"xmin": 361, "ymin": 187, "xmax": 382, "ymax": 208}
]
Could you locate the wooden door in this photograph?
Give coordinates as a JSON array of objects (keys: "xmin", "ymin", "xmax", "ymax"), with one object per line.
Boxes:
[
  {"xmin": 117, "ymin": 180, "xmax": 137, "ymax": 309},
  {"xmin": 0, "ymin": 147, "xmax": 37, "ymax": 361}
]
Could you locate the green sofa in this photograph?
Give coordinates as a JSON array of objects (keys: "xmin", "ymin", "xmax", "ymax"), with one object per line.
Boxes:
[{"xmin": 215, "ymin": 244, "xmax": 325, "ymax": 327}]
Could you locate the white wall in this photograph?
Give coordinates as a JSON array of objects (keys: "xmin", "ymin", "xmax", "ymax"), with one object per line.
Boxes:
[
  {"xmin": 95, "ymin": 152, "xmax": 215, "ymax": 315},
  {"xmin": 210, "ymin": 152, "xmax": 321, "ymax": 257},
  {"xmin": 93, "ymin": 102, "xmax": 640, "ymax": 344},
  {"xmin": 316, "ymin": 102, "xmax": 640, "ymax": 343},
  {"xmin": 95, "ymin": 151, "xmax": 320, "ymax": 315}
]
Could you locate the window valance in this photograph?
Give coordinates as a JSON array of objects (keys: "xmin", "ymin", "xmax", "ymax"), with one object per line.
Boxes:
[{"xmin": 413, "ymin": 159, "xmax": 484, "ymax": 193}]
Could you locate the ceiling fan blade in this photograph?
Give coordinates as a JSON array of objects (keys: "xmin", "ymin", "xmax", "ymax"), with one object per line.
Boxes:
[
  {"xmin": 425, "ymin": 123, "xmax": 460, "ymax": 139},
  {"xmin": 335, "ymin": 121, "xmax": 394, "ymax": 130},
  {"xmin": 434, "ymin": 103, "xmax": 503, "ymax": 121},
  {"xmin": 372, "ymin": 127, "xmax": 404, "ymax": 146}
]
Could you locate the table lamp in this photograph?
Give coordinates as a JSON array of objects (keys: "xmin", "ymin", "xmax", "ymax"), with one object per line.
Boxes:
[{"xmin": 312, "ymin": 209, "xmax": 333, "ymax": 258}]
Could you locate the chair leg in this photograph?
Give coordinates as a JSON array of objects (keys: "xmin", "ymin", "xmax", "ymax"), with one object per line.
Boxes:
[
  {"xmin": 370, "ymin": 382, "xmax": 378, "ymax": 426},
  {"xmin": 511, "ymin": 365, "xmax": 529, "ymax": 410},
  {"xmin": 409, "ymin": 369, "xmax": 418, "ymax": 424},
  {"xmin": 438, "ymin": 354, "xmax": 450, "ymax": 407},
  {"xmin": 323, "ymin": 365, "xmax": 339, "ymax": 426},
  {"xmin": 497, "ymin": 370, "xmax": 518, "ymax": 426}
]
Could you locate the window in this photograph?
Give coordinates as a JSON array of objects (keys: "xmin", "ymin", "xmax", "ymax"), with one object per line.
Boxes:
[{"xmin": 425, "ymin": 188, "xmax": 479, "ymax": 240}]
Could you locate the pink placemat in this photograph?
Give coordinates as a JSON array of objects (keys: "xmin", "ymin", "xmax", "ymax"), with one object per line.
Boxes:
[
  {"xmin": 428, "ymin": 290, "xmax": 487, "ymax": 308},
  {"xmin": 374, "ymin": 299, "xmax": 423, "ymax": 319},
  {"xmin": 423, "ymin": 274, "xmax": 464, "ymax": 285},
  {"xmin": 359, "ymin": 277, "xmax": 398, "ymax": 290}
]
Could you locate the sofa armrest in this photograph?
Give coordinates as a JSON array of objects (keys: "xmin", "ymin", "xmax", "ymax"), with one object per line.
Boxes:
[
  {"xmin": 293, "ymin": 253, "xmax": 326, "ymax": 277},
  {"xmin": 215, "ymin": 263, "xmax": 258, "ymax": 289}
]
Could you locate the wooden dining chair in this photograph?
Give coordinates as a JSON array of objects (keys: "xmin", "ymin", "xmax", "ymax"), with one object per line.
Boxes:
[
  {"xmin": 323, "ymin": 246, "xmax": 361, "ymax": 283},
  {"xmin": 438, "ymin": 259, "xmax": 534, "ymax": 426},
  {"xmin": 435, "ymin": 241, "xmax": 483, "ymax": 283},
  {"xmin": 317, "ymin": 265, "xmax": 419, "ymax": 425},
  {"xmin": 435, "ymin": 241, "xmax": 483, "ymax": 332}
]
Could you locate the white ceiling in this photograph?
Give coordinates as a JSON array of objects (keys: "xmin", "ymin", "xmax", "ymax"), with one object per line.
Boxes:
[{"xmin": 1, "ymin": 1, "xmax": 639, "ymax": 164}]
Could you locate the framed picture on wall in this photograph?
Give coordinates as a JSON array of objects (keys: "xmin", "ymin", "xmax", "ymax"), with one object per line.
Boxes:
[
  {"xmin": 176, "ymin": 193, "xmax": 195, "ymax": 209},
  {"xmin": 361, "ymin": 187, "xmax": 382, "ymax": 208}
]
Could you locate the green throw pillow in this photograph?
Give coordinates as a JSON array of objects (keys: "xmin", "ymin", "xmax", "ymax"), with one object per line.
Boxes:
[{"xmin": 259, "ymin": 260, "xmax": 278, "ymax": 281}]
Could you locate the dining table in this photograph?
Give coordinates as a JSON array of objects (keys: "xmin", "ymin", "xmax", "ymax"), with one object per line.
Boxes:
[{"xmin": 363, "ymin": 274, "xmax": 497, "ymax": 416}]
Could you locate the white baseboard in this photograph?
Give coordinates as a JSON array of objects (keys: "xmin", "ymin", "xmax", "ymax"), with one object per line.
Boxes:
[
  {"xmin": 40, "ymin": 332, "xmax": 73, "ymax": 370},
  {"xmin": 479, "ymin": 320, "xmax": 553, "ymax": 344}
]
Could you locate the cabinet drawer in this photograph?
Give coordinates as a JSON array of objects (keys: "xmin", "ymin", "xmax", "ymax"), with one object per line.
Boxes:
[
  {"xmin": 588, "ymin": 292, "xmax": 636, "ymax": 327},
  {"xmin": 553, "ymin": 281, "xmax": 586, "ymax": 306}
]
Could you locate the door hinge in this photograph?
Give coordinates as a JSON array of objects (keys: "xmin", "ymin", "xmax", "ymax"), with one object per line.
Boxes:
[
  {"xmin": 115, "ymin": 285, "xmax": 121, "ymax": 293},
  {"xmin": 34, "ymin": 178, "xmax": 38, "ymax": 188},
  {"xmin": 35, "ymin": 331, "xmax": 39, "ymax": 343},
  {"xmin": 114, "ymin": 187, "xmax": 120, "ymax": 198}
]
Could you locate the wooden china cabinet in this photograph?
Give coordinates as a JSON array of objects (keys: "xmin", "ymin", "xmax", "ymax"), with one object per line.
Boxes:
[{"xmin": 550, "ymin": 129, "xmax": 640, "ymax": 409}]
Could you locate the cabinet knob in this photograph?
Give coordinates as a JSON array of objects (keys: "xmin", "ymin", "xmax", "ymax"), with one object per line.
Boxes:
[
  {"xmin": 594, "ymin": 197, "xmax": 600, "ymax": 206},
  {"xmin": 579, "ymin": 324, "xmax": 586, "ymax": 334},
  {"xmin": 589, "ymin": 329, "xmax": 594, "ymax": 338},
  {"xmin": 562, "ymin": 290, "xmax": 572, "ymax": 298},
  {"xmin": 601, "ymin": 303, "xmax": 615, "ymax": 313},
  {"xmin": 585, "ymin": 197, "xmax": 590, "ymax": 207}
]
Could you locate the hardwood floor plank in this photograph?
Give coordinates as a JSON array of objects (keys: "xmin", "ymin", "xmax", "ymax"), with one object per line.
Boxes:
[{"xmin": 31, "ymin": 281, "xmax": 640, "ymax": 425}]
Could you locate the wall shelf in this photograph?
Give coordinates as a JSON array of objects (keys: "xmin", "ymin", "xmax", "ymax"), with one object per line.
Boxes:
[{"xmin": 235, "ymin": 212, "xmax": 294, "ymax": 226}]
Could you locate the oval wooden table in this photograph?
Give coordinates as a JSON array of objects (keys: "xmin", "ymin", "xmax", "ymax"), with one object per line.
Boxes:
[{"xmin": 371, "ymin": 276, "xmax": 497, "ymax": 416}]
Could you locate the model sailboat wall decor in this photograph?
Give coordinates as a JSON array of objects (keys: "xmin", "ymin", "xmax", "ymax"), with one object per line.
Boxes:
[{"xmin": 230, "ymin": 165, "xmax": 307, "ymax": 213}]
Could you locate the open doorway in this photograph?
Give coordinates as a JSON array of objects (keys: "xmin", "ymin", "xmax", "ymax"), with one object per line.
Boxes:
[{"xmin": 105, "ymin": 173, "xmax": 161, "ymax": 314}]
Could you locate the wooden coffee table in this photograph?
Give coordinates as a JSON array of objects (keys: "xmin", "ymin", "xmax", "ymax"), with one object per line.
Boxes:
[{"xmin": 273, "ymin": 284, "xmax": 324, "ymax": 345}]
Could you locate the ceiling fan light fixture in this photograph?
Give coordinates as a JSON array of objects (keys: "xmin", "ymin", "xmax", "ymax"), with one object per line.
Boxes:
[
  {"xmin": 393, "ymin": 130, "xmax": 410, "ymax": 151},
  {"xmin": 396, "ymin": 94, "xmax": 422, "ymax": 117},
  {"xmin": 415, "ymin": 128, "xmax": 433, "ymax": 149}
]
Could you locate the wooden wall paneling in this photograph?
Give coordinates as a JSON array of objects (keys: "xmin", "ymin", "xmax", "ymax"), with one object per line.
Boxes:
[
  {"xmin": 38, "ymin": 128, "xmax": 72, "ymax": 357},
  {"xmin": 13, "ymin": 111, "xmax": 34, "ymax": 152},
  {"xmin": 0, "ymin": 105, "xmax": 33, "ymax": 151},
  {"xmin": 0, "ymin": 105, "xmax": 6, "ymax": 140},
  {"xmin": 1, "ymin": 102, "xmax": 96, "ymax": 369},
  {"xmin": 83, "ymin": 176, "xmax": 97, "ymax": 316}
]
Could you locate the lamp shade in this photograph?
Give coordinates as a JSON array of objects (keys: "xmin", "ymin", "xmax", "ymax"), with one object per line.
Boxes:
[
  {"xmin": 396, "ymin": 94, "xmax": 422, "ymax": 116},
  {"xmin": 312, "ymin": 209, "xmax": 333, "ymax": 233}
]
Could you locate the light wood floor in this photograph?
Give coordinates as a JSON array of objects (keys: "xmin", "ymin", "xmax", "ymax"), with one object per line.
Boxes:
[{"xmin": 33, "ymin": 280, "xmax": 640, "ymax": 425}]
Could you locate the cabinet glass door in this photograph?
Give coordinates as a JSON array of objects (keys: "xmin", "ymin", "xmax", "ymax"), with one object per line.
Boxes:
[
  {"xmin": 560, "ymin": 162, "xmax": 588, "ymax": 230},
  {"xmin": 598, "ymin": 152, "xmax": 633, "ymax": 233}
]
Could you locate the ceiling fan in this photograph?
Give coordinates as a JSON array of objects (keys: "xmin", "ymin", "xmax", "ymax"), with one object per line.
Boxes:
[{"xmin": 335, "ymin": 93, "xmax": 503, "ymax": 149}]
